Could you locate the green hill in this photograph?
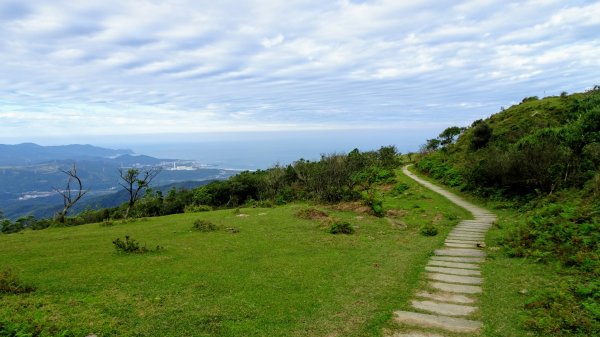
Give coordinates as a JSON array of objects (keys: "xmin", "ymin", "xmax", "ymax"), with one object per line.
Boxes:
[
  {"xmin": 415, "ymin": 87, "xmax": 600, "ymax": 335},
  {"xmin": 0, "ymin": 169, "xmax": 469, "ymax": 337}
]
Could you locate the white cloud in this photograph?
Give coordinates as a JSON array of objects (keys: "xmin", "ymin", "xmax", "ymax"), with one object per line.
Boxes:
[
  {"xmin": 0, "ymin": 0, "xmax": 598, "ymax": 141},
  {"xmin": 261, "ymin": 34, "xmax": 285, "ymax": 48}
]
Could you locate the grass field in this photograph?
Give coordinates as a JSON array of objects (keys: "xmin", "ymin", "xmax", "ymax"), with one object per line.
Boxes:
[{"xmin": 0, "ymin": 171, "xmax": 469, "ymax": 337}]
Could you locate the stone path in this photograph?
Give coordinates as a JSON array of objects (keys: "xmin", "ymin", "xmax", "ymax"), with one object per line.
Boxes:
[{"xmin": 387, "ymin": 166, "xmax": 496, "ymax": 337}]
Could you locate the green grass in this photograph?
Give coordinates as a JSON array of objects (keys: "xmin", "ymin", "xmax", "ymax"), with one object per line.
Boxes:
[{"xmin": 0, "ymin": 170, "xmax": 468, "ymax": 337}]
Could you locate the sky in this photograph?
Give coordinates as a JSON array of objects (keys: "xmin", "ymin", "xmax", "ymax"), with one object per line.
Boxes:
[{"xmin": 1, "ymin": 0, "xmax": 599, "ymax": 145}]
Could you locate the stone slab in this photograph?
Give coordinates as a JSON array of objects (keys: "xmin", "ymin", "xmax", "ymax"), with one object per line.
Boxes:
[
  {"xmin": 445, "ymin": 239, "xmax": 482, "ymax": 244},
  {"xmin": 446, "ymin": 236, "xmax": 485, "ymax": 241},
  {"xmin": 431, "ymin": 256, "xmax": 485, "ymax": 263},
  {"xmin": 448, "ymin": 231, "xmax": 485, "ymax": 239},
  {"xmin": 428, "ymin": 273, "xmax": 482, "ymax": 284},
  {"xmin": 430, "ymin": 281, "xmax": 482, "ymax": 294},
  {"xmin": 427, "ymin": 260, "xmax": 480, "ymax": 270},
  {"xmin": 445, "ymin": 242, "xmax": 477, "ymax": 248},
  {"xmin": 416, "ymin": 291, "xmax": 476, "ymax": 304},
  {"xmin": 451, "ymin": 228, "xmax": 488, "ymax": 233},
  {"xmin": 449, "ymin": 230, "xmax": 487, "ymax": 234},
  {"xmin": 425, "ymin": 266, "xmax": 481, "ymax": 276},
  {"xmin": 387, "ymin": 332, "xmax": 446, "ymax": 337},
  {"xmin": 394, "ymin": 310, "xmax": 482, "ymax": 333},
  {"xmin": 434, "ymin": 249, "xmax": 486, "ymax": 257},
  {"xmin": 412, "ymin": 300, "xmax": 477, "ymax": 316}
]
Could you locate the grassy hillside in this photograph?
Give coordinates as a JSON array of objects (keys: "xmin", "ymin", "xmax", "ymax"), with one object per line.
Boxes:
[
  {"xmin": 415, "ymin": 87, "xmax": 600, "ymax": 336},
  {"xmin": 0, "ymin": 170, "xmax": 469, "ymax": 337}
]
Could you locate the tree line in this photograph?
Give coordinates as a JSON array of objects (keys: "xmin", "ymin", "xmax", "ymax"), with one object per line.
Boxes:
[{"xmin": 1, "ymin": 146, "xmax": 401, "ymax": 233}]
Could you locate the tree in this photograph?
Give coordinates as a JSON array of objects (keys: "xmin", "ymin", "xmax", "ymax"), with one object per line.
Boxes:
[
  {"xmin": 119, "ymin": 167, "xmax": 161, "ymax": 217},
  {"xmin": 439, "ymin": 126, "xmax": 465, "ymax": 146},
  {"xmin": 422, "ymin": 138, "xmax": 441, "ymax": 153},
  {"xmin": 471, "ymin": 121, "xmax": 492, "ymax": 150},
  {"xmin": 54, "ymin": 164, "xmax": 88, "ymax": 223}
]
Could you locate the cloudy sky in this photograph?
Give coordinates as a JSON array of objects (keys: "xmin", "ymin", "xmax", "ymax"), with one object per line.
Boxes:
[{"xmin": 1, "ymin": 0, "xmax": 599, "ymax": 143}]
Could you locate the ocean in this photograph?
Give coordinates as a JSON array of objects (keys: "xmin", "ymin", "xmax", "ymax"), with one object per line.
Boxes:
[{"xmin": 114, "ymin": 129, "xmax": 437, "ymax": 170}]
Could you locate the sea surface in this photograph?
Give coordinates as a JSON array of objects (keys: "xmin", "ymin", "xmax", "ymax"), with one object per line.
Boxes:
[{"xmin": 113, "ymin": 129, "xmax": 436, "ymax": 170}]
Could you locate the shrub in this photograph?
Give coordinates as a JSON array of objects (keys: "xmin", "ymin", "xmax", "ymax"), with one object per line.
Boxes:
[
  {"xmin": 328, "ymin": 221, "xmax": 354, "ymax": 234},
  {"xmin": 0, "ymin": 268, "xmax": 34, "ymax": 294},
  {"xmin": 524, "ymin": 283, "xmax": 600, "ymax": 335},
  {"xmin": 420, "ymin": 224, "xmax": 438, "ymax": 236},
  {"xmin": 392, "ymin": 183, "xmax": 410, "ymax": 195},
  {"xmin": 113, "ymin": 236, "xmax": 162, "ymax": 253},
  {"xmin": 295, "ymin": 208, "xmax": 328, "ymax": 220},
  {"xmin": 192, "ymin": 219, "xmax": 218, "ymax": 232},
  {"xmin": 184, "ymin": 204, "xmax": 213, "ymax": 213},
  {"xmin": 100, "ymin": 219, "xmax": 114, "ymax": 227}
]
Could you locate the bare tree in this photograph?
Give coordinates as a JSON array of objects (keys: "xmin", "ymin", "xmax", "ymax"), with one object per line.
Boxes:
[
  {"xmin": 54, "ymin": 164, "xmax": 88, "ymax": 223},
  {"xmin": 119, "ymin": 167, "xmax": 161, "ymax": 218}
]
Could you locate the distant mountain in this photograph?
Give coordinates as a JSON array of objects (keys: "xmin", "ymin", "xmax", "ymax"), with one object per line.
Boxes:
[
  {"xmin": 0, "ymin": 143, "xmax": 133, "ymax": 166},
  {"xmin": 0, "ymin": 143, "xmax": 239, "ymax": 219}
]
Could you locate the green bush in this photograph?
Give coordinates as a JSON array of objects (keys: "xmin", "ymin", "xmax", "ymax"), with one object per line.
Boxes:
[
  {"xmin": 328, "ymin": 221, "xmax": 354, "ymax": 234},
  {"xmin": 184, "ymin": 204, "xmax": 213, "ymax": 213},
  {"xmin": 192, "ymin": 219, "xmax": 218, "ymax": 232},
  {"xmin": 0, "ymin": 268, "xmax": 34, "ymax": 294},
  {"xmin": 419, "ymin": 224, "xmax": 438, "ymax": 236},
  {"xmin": 392, "ymin": 183, "xmax": 410, "ymax": 195},
  {"xmin": 99, "ymin": 219, "xmax": 114, "ymax": 227},
  {"xmin": 113, "ymin": 236, "xmax": 162, "ymax": 254},
  {"xmin": 524, "ymin": 283, "xmax": 600, "ymax": 335},
  {"xmin": 295, "ymin": 208, "xmax": 328, "ymax": 220}
]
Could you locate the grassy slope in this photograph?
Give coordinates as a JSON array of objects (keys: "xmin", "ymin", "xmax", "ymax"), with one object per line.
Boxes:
[
  {"xmin": 0, "ymin": 171, "xmax": 469, "ymax": 337},
  {"xmin": 406, "ymin": 166, "xmax": 567, "ymax": 337}
]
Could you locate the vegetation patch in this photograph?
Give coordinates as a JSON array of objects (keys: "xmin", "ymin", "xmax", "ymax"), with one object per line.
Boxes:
[
  {"xmin": 184, "ymin": 204, "xmax": 213, "ymax": 213},
  {"xmin": 112, "ymin": 235, "xmax": 163, "ymax": 254},
  {"xmin": 419, "ymin": 224, "xmax": 438, "ymax": 236},
  {"xmin": 295, "ymin": 208, "xmax": 328, "ymax": 220},
  {"xmin": 391, "ymin": 182, "xmax": 410, "ymax": 195},
  {"xmin": 0, "ymin": 268, "xmax": 34, "ymax": 295},
  {"xmin": 192, "ymin": 219, "xmax": 219, "ymax": 232},
  {"xmin": 328, "ymin": 220, "xmax": 355, "ymax": 234},
  {"xmin": 329, "ymin": 202, "xmax": 373, "ymax": 216}
]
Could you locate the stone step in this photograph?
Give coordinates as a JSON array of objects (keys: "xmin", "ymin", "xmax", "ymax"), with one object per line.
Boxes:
[
  {"xmin": 446, "ymin": 236, "xmax": 485, "ymax": 241},
  {"xmin": 445, "ymin": 239, "xmax": 482, "ymax": 244},
  {"xmin": 451, "ymin": 231, "xmax": 487, "ymax": 236},
  {"xmin": 428, "ymin": 273, "xmax": 483, "ymax": 284},
  {"xmin": 387, "ymin": 332, "xmax": 447, "ymax": 337},
  {"xmin": 430, "ymin": 256, "xmax": 485, "ymax": 263},
  {"xmin": 430, "ymin": 281, "xmax": 482, "ymax": 294},
  {"xmin": 450, "ymin": 230, "xmax": 487, "ymax": 236},
  {"xmin": 448, "ymin": 232, "xmax": 486, "ymax": 237},
  {"xmin": 428, "ymin": 260, "xmax": 480, "ymax": 270},
  {"xmin": 434, "ymin": 249, "xmax": 486, "ymax": 257},
  {"xmin": 412, "ymin": 300, "xmax": 478, "ymax": 316},
  {"xmin": 451, "ymin": 228, "xmax": 488, "ymax": 233},
  {"xmin": 393, "ymin": 311, "xmax": 482, "ymax": 333},
  {"xmin": 425, "ymin": 266, "xmax": 481, "ymax": 276},
  {"xmin": 416, "ymin": 291, "xmax": 476, "ymax": 304},
  {"xmin": 445, "ymin": 242, "xmax": 477, "ymax": 248},
  {"xmin": 449, "ymin": 230, "xmax": 487, "ymax": 235}
]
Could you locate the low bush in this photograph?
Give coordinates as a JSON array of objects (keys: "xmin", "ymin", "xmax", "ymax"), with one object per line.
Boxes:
[
  {"xmin": 328, "ymin": 221, "xmax": 354, "ymax": 234},
  {"xmin": 0, "ymin": 268, "xmax": 34, "ymax": 294},
  {"xmin": 419, "ymin": 224, "xmax": 438, "ymax": 236},
  {"xmin": 524, "ymin": 281, "xmax": 600, "ymax": 335},
  {"xmin": 99, "ymin": 219, "xmax": 114, "ymax": 227},
  {"xmin": 295, "ymin": 208, "xmax": 328, "ymax": 220},
  {"xmin": 392, "ymin": 183, "xmax": 410, "ymax": 195},
  {"xmin": 112, "ymin": 236, "xmax": 162, "ymax": 254},
  {"xmin": 184, "ymin": 204, "xmax": 213, "ymax": 213},
  {"xmin": 192, "ymin": 219, "xmax": 218, "ymax": 232}
]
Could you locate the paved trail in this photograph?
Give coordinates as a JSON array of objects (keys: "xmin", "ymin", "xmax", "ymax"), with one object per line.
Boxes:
[{"xmin": 387, "ymin": 166, "xmax": 497, "ymax": 337}]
